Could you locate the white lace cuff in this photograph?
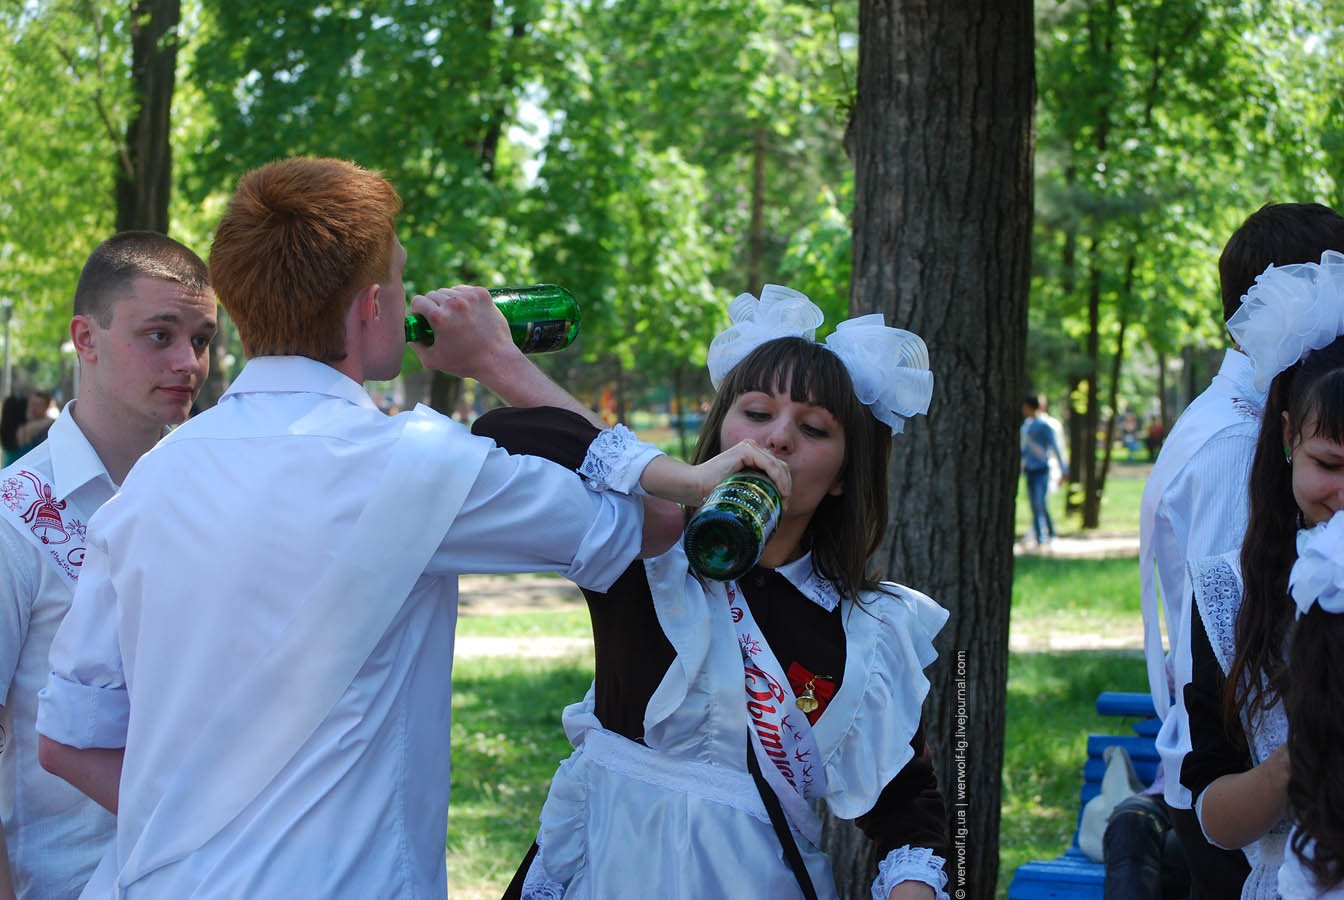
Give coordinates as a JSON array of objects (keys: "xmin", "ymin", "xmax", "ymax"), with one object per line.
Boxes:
[
  {"xmin": 577, "ymin": 424, "xmax": 664, "ymax": 494},
  {"xmin": 870, "ymin": 845, "xmax": 950, "ymax": 900}
]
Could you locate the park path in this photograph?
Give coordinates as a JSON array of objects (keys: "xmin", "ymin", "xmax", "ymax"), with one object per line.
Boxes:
[{"xmin": 456, "ymin": 531, "xmax": 1144, "ymax": 658}]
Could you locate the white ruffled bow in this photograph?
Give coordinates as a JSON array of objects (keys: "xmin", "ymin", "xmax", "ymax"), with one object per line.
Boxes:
[
  {"xmin": 1227, "ymin": 250, "xmax": 1344, "ymax": 391},
  {"xmin": 1289, "ymin": 511, "xmax": 1344, "ymax": 618},
  {"xmin": 705, "ymin": 284, "xmax": 933, "ymax": 434}
]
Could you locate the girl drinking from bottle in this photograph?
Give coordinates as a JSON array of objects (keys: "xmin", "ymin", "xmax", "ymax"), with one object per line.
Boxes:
[
  {"xmin": 477, "ymin": 285, "xmax": 949, "ymax": 900},
  {"xmin": 1174, "ymin": 252, "xmax": 1344, "ymax": 898}
]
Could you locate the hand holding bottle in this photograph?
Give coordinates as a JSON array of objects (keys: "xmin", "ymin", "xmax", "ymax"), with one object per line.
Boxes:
[
  {"xmin": 639, "ymin": 439, "xmax": 790, "ymax": 510},
  {"xmin": 408, "ymin": 286, "xmax": 519, "ymax": 380}
]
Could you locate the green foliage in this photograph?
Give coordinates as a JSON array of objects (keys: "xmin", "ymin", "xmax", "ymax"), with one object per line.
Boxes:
[
  {"xmin": 1030, "ymin": 0, "xmax": 1344, "ymax": 399},
  {"xmin": 0, "ymin": 0, "xmax": 129, "ymax": 387}
]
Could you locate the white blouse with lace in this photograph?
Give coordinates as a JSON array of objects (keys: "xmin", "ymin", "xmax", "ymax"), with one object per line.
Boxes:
[{"xmin": 519, "ymin": 545, "xmax": 950, "ymax": 900}]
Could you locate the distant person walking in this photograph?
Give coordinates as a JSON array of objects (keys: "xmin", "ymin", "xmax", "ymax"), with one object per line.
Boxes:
[{"xmin": 1021, "ymin": 394, "xmax": 1068, "ymax": 548}]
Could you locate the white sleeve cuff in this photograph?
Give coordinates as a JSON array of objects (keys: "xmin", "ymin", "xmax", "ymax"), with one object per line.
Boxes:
[
  {"xmin": 36, "ymin": 672, "xmax": 129, "ymax": 750},
  {"xmin": 870, "ymin": 845, "xmax": 950, "ymax": 900},
  {"xmin": 577, "ymin": 424, "xmax": 663, "ymax": 494}
]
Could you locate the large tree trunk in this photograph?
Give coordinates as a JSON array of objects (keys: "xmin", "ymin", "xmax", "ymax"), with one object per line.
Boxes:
[
  {"xmin": 116, "ymin": 0, "xmax": 179, "ymax": 233},
  {"xmin": 834, "ymin": 3, "xmax": 1034, "ymax": 899}
]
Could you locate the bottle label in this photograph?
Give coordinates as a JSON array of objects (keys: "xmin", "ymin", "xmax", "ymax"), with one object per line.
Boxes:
[
  {"xmin": 705, "ymin": 478, "xmax": 780, "ymax": 539},
  {"xmin": 517, "ymin": 319, "xmax": 573, "ymax": 353}
]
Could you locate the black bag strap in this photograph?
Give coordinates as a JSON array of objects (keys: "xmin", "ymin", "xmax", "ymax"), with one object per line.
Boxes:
[{"xmin": 746, "ymin": 743, "xmax": 821, "ymax": 900}]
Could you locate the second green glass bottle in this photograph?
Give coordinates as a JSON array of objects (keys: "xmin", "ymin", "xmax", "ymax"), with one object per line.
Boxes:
[{"xmin": 405, "ymin": 284, "xmax": 581, "ymax": 354}]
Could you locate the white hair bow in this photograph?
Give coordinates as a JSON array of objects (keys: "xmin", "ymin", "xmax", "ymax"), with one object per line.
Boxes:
[
  {"xmin": 1227, "ymin": 250, "xmax": 1344, "ymax": 391},
  {"xmin": 1290, "ymin": 512, "xmax": 1344, "ymax": 618},
  {"xmin": 705, "ymin": 284, "xmax": 933, "ymax": 434}
]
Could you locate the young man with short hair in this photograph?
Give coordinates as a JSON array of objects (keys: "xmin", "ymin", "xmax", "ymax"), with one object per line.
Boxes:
[
  {"xmin": 0, "ymin": 232, "xmax": 216, "ymax": 899},
  {"xmin": 37, "ymin": 157, "xmax": 783, "ymax": 898}
]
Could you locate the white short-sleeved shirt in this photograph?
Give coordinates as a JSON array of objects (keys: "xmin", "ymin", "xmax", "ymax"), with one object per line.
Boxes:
[
  {"xmin": 1143, "ymin": 351, "xmax": 1263, "ymax": 805},
  {"xmin": 37, "ymin": 356, "xmax": 657, "ymax": 899},
  {"xmin": 0, "ymin": 407, "xmax": 117, "ymax": 899}
]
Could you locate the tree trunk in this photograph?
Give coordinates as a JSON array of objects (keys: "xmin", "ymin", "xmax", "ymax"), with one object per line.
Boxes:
[
  {"xmin": 1081, "ymin": 254, "xmax": 1103, "ymax": 528},
  {"xmin": 116, "ymin": 0, "xmax": 180, "ymax": 233},
  {"xmin": 1097, "ymin": 255, "xmax": 1136, "ymax": 494},
  {"xmin": 747, "ymin": 126, "xmax": 767, "ymax": 293},
  {"xmin": 840, "ymin": 3, "xmax": 1034, "ymax": 899}
]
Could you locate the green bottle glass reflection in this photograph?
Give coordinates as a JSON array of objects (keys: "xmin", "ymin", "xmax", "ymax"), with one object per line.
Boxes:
[
  {"xmin": 682, "ymin": 470, "xmax": 782, "ymax": 581},
  {"xmin": 404, "ymin": 284, "xmax": 581, "ymax": 354}
]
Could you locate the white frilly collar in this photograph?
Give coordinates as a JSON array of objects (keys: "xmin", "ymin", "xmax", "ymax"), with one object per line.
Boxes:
[{"xmin": 769, "ymin": 552, "xmax": 842, "ymax": 613}]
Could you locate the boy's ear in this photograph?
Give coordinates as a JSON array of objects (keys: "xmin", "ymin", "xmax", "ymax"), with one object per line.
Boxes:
[{"xmin": 70, "ymin": 315, "xmax": 98, "ymax": 363}]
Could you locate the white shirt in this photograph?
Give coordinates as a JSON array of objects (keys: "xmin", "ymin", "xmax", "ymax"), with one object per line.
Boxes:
[
  {"xmin": 0, "ymin": 406, "xmax": 117, "ymax": 900},
  {"xmin": 37, "ymin": 356, "xmax": 657, "ymax": 899},
  {"xmin": 1144, "ymin": 349, "xmax": 1263, "ymax": 805}
]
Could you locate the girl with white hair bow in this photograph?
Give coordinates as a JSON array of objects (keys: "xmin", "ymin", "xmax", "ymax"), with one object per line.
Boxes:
[
  {"xmin": 478, "ymin": 285, "xmax": 950, "ymax": 900},
  {"xmin": 1176, "ymin": 252, "xmax": 1344, "ymax": 899}
]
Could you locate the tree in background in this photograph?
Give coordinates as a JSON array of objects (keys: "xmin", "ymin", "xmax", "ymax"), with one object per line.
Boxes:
[
  {"xmin": 117, "ymin": 0, "xmax": 182, "ymax": 233},
  {"xmin": 1032, "ymin": 0, "xmax": 1344, "ymax": 527},
  {"xmin": 819, "ymin": 3, "xmax": 1034, "ymax": 898}
]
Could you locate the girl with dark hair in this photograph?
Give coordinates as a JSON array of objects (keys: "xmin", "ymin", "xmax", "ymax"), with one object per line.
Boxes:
[
  {"xmin": 479, "ymin": 286, "xmax": 949, "ymax": 900},
  {"xmin": 1174, "ymin": 252, "xmax": 1344, "ymax": 898},
  {"xmin": 1279, "ymin": 513, "xmax": 1344, "ymax": 898}
]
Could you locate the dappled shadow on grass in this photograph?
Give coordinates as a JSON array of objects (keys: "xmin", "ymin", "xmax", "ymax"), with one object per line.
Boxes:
[
  {"xmin": 997, "ymin": 650, "xmax": 1148, "ymax": 898},
  {"xmin": 447, "ymin": 656, "xmax": 595, "ymax": 898}
]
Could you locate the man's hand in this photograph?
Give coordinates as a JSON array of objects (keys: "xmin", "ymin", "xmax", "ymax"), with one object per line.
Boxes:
[{"xmin": 409, "ymin": 286, "xmax": 521, "ymax": 382}]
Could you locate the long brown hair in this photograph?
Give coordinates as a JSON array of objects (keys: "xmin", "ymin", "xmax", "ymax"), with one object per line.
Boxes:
[
  {"xmin": 1227, "ymin": 335, "xmax": 1344, "ymax": 730},
  {"xmin": 690, "ymin": 337, "xmax": 892, "ymax": 600},
  {"xmin": 1287, "ymin": 606, "xmax": 1344, "ymax": 891}
]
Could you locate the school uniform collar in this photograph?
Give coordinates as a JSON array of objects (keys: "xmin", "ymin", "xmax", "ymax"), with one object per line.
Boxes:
[
  {"xmin": 221, "ymin": 356, "xmax": 381, "ymax": 412},
  {"xmin": 44, "ymin": 402, "xmax": 117, "ymax": 497},
  {"xmin": 770, "ymin": 552, "xmax": 842, "ymax": 613},
  {"xmin": 1219, "ymin": 349, "xmax": 1265, "ymax": 413}
]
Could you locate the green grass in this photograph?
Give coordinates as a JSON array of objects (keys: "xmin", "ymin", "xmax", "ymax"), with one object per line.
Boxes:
[
  {"xmin": 1015, "ymin": 466, "xmax": 1147, "ymax": 537},
  {"xmin": 998, "ymin": 651, "xmax": 1148, "ymax": 894},
  {"xmin": 446, "ymin": 655, "xmax": 595, "ymax": 900}
]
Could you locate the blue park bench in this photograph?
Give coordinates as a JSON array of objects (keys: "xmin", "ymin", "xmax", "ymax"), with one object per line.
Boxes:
[{"xmin": 1006, "ymin": 691, "xmax": 1161, "ymax": 899}]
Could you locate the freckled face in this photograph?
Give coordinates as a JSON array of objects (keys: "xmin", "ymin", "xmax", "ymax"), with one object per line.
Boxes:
[{"xmin": 719, "ymin": 389, "xmax": 846, "ymax": 525}]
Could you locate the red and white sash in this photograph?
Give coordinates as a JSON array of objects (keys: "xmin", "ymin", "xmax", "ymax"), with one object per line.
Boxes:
[
  {"xmin": 727, "ymin": 582, "xmax": 827, "ymax": 845},
  {"xmin": 0, "ymin": 468, "xmax": 87, "ymax": 587}
]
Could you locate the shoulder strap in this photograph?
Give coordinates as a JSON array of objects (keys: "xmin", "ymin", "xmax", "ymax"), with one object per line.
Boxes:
[{"xmin": 746, "ymin": 742, "xmax": 820, "ymax": 900}]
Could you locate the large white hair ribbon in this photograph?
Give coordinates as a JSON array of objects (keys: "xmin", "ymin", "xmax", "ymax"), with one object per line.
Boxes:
[
  {"xmin": 704, "ymin": 284, "xmax": 933, "ymax": 434},
  {"xmin": 1290, "ymin": 511, "xmax": 1344, "ymax": 619},
  {"xmin": 1227, "ymin": 249, "xmax": 1344, "ymax": 391}
]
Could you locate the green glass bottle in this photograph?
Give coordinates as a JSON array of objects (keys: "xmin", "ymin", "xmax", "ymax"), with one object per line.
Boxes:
[
  {"xmin": 682, "ymin": 470, "xmax": 782, "ymax": 581},
  {"xmin": 404, "ymin": 284, "xmax": 581, "ymax": 354}
]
